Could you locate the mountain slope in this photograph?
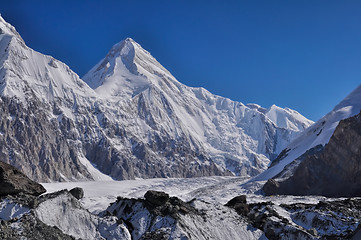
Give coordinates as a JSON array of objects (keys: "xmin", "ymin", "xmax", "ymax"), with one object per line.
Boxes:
[
  {"xmin": 0, "ymin": 16, "xmax": 112, "ymax": 182},
  {"xmin": 254, "ymin": 84, "xmax": 361, "ymax": 182},
  {"xmin": 0, "ymin": 16, "xmax": 312, "ymax": 181},
  {"xmin": 83, "ymin": 38, "xmax": 313, "ymax": 178},
  {"xmin": 256, "ymin": 84, "xmax": 361, "ymax": 196},
  {"xmin": 264, "ymin": 110, "xmax": 361, "ymax": 197}
]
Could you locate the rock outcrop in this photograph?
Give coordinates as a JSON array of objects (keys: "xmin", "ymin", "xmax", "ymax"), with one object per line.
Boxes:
[
  {"xmin": 225, "ymin": 195, "xmax": 249, "ymax": 216},
  {"xmin": 0, "ymin": 163, "xmax": 129, "ymax": 239},
  {"xmin": 226, "ymin": 195, "xmax": 361, "ymax": 239},
  {"xmin": 263, "ymin": 111, "xmax": 361, "ymax": 197},
  {"xmin": 0, "ymin": 161, "xmax": 46, "ymax": 197},
  {"xmin": 101, "ymin": 191, "xmax": 267, "ymax": 240},
  {"xmin": 69, "ymin": 187, "xmax": 84, "ymax": 200},
  {"xmin": 0, "ymin": 188, "xmax": 131, "ymax": 240},
  {"xmin": 144, "ymin": 190, "xmax": 170, "ymax": 206},
  {"xmin": 0, "ymin": 213, "xmax": 76, "ymax": 240}
]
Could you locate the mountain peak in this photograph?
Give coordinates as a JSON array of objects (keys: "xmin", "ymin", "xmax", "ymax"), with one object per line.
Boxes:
[
  {"xmin": 105, "ymin": 37, "xmax": 136, "ymax": 60},
  {"xmin": 83, "ymin": 37, "xmax": 174, "ymax": 94},
  {"xmin": 124, "ymin": 37, "xmax": 135, "ymax": 42}
]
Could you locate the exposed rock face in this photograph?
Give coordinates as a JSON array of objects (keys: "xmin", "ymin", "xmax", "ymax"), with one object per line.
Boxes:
[
  {"xmin": 256, "ymin": 84, "xmax": 361, "ymax": 183},
  {"xmin": 112, "ymin": 190, "xmax": 199, "ymax": 221},
  {"xmin": 143, "ymin": 191, "xmax": 199, "ymax": 218},
  {"xmin": 262, "ymin": 179, "xmax": 280, "ymax": 196},
  {"xmin": 263, "ymin": 111, "xmax": 361, "ymax": 197},
  {"xmin": 102, "ymin": 191, "xmax": 264, "ymax": 240},
  {"xmin": 0, "ymin": 97, "xmax": 95, "ymax": 182},
  {"xmin": 227, "ymin": 195, "xmax": 361, "ymax": 239},
  {"xmin": 102, "ymin": 192, "xmax": 200, "ymax": 239},
  {"xmin": 0, "ymin": 161, "xmax": 46, "ymax": 196}
]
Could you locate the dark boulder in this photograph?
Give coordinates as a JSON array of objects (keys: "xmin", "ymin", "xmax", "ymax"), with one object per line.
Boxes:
[
  {"xmin": 225, "ymin": 195, "xmax": 248, "ymax": 216},
  {"xmin": 0, "ymin": 161, "xmax": 46, "ymax": 197},
  {"xmin": 140, "ymin": 191, "xmax": 198, "ymax": 218},
  {"xmin": 144, "ymin": 190, "xmax": 169, "ymax": 206},
  {"xmin": 69, "ymin": 187, "xmax": 84, "ymax": 200},
  {"xmin": 225, "ymin": 195, "xmax": 247, "ymax": 206},
  {"xmin": 263, "ymin": 179, "xmax": 280, "ymax": 196}
]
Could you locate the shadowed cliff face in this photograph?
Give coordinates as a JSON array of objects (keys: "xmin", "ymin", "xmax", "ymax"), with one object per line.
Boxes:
[
  {"xmin": 263, "ymin": 111, "xmax": 361, "ymax": 197},
  {"xmin": 0, "ymin": 160, "xmax": 46, "ymax": 196}
]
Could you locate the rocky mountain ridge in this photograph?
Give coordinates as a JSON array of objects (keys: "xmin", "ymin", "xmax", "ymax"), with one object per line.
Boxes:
[
  {"xmin": 263, "ymin": 110, "xmax": 361, "ymax": 197},
  {"xmin": 254, "ymin": 83, "xmax": 361, "ymax": 183}
]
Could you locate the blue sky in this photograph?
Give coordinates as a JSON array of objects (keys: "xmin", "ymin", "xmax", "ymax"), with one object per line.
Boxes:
[{"xmin": 2, "ymin": 1, "xmax": 361, "ymax": 121}]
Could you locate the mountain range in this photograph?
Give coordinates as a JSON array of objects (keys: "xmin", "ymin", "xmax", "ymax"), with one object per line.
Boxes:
[
  {"xmin": 0, "ymin": 16, "xmax": 313, "ymax": 182},
  {"xmin": 2, "ymin": 14, "xmax": 361, "ymax": 240}
]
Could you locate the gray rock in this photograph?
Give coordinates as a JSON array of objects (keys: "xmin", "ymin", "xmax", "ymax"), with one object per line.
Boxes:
[
  {"xmin": 0, "ymin": 161, "xmax": 46, "ymax": 197},
  {"xmin": 263, "ymin": 179, "xmax": 280, "ymax": 196},
  {"xmin": 225, "ymin": 195, "xmax": 247, "ymax": 206},
  {"xmin": 103, "ymin": 192, "xmax": 203, "ymax": 239},
  {"xmin": 0, "ymin": 97, "xmax": 94, "ymax": 182},
  {"xmin": 225, "ymin": 195, "xmax": 249, "ymax": 216},
  {"xmin": 69, "ymin": 187, "xmax": 84, "ymax": 200},
  {"xmin": 48, "ymin": 58, "xmax": 58, "ymax": 68}
]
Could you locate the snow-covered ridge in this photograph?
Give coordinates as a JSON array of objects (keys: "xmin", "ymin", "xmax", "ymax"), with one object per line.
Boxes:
[
  {"xmin": 0, "ymin": 14, "xmax": 26, "ymax": 45},
  {"xmin": 255, "ymin": 84, "xmax": 361, "ymax": 181},
  {"xmin": 0, "ymin": 16, "xmax": 97, "ymax": 108},
  {"xmin": 0, "ymin": 16, "xmax": 313, "ymax": 181}
]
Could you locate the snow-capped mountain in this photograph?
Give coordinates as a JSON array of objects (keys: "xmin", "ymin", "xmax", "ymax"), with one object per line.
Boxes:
[
  {"xmin": 0, "ymin": 15, "xmax": 110, "ymax": 182},
  {"xmin": 0, "ymin": 16, "xmax": 313, "ymax": 182},
  {"xmin": 83, "ymin": 37, "xmax": 313, "ymax": 178},
  {"xmin": 256, "ymin": 84, "xmax": 361, "ymax": 194}
]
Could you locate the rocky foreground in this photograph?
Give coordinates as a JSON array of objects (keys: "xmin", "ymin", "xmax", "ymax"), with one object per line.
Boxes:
[
  {"xmin": 0, "ymin": 161, "xmax": 361, "ymax": 240},
  {"xmin": 2, "ymin": 187, "xmax": 361, "ymax": 239}
]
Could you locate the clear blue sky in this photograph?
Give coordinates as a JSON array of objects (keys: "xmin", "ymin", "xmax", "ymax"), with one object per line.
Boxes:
[{"xmin": 2, "ymin": 1, "xmax": 361, "ymax": 121}]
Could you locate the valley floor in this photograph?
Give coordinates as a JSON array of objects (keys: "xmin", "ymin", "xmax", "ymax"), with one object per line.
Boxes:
[
  {"xmin": 42, "ymin": 176, "xmax": 343, "ymax": 214},
  {"xmin": 1, "ymin": 176, "xmax": 359, "ymax": 239}
]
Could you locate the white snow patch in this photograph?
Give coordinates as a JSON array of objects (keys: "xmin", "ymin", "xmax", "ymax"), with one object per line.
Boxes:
[{"xmin": 77, "ymin": 154, "xmax": 113, "ymax": 181}]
